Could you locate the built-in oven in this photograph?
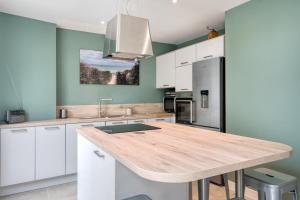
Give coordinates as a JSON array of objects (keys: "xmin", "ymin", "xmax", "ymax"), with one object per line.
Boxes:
[
  {"xmin": 163, "ymin": 92, "xmax": 176, "ymax": 113},
  {"xmin": 175, "ymin": 92, "xmax": 195, "ymax": 124}
]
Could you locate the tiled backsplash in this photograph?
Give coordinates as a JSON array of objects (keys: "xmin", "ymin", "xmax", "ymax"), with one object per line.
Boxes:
[{"xmin": 56, "ymin": 103, "xmax": 163, "ymax": 118}]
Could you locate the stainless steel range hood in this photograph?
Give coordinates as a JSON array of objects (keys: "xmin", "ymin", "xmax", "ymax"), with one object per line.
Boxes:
[{"xmin": 103, "ymin": 14, "xmax": 153, "ymax": 60}]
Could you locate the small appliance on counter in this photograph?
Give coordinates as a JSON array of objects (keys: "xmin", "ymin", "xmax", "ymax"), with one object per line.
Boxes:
[
  {"xmin": 163, "ymin": 92, "xmax": 176, "ymax": 113},
  {"xmin": 59, "ymin": 109, "xmax": 68, "ymax": 119},
  {"xmin": 5, "ymin": 110, "xmax": 26, "ymax": 124}
]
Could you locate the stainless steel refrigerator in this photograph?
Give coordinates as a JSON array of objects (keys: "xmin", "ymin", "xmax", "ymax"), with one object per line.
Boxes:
[{"xmin": 192, "ymin": 57, "xmax": 225, "ymax": 132}]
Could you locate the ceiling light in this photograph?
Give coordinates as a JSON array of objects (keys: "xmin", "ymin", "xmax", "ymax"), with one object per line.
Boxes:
[
  {"xmin": 101, "ymin": 21, "xmax": 105, "ymax": 25},
  {"xmin": 172, "ymin": 0, "xmax": 178, "ymax": 4}
]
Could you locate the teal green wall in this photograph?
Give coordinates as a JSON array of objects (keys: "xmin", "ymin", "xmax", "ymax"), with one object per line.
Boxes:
[
  {"xmin": 177, "ymin": 29, "xmax": 225, "ymax": 48},
  {"xmin": 0, "ymin": 13, "xmax": 56, "ymax": 121},
  {"xmin": 56, "ymin": 28, "xmax": 177, "ymax": 105},
  {"xmin": 225, "ymin": 0, "xmax": 300, "ymax": 181}
]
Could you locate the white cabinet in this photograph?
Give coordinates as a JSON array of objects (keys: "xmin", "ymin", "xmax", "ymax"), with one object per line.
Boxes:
[
  {"xmin": 36, "ymin": 125, "xmax": 66, "ymax": 180},
  {"xmin": 78, "ymin": 134, "xmax": 115, "ymax": 200},
  {"xmin": 196, "ymin": 36, "xmax": 224, "ymax": 61},
  {"xmin": 66, "ymin": 122, "xmax": 105, "ymax": 175},
  {"xmin": 156, "ymin": 52, "xmax": 176, "ymax": 88},
  {"xmin": 127, "ymin": 119, "xmax": 148, "ymax": 124},
  {"xmin": 0, "ymin": 128, "xmax": 35, "ymax": 186},
  {"xmin": 175, "ymin": 64, "xmax": 193, "ymax": 92},
  {"xmin": 175, "ymin": 45, "xmax": 196, "ymax": 67},
  {"xmin": 106, "ymin": 120, "xmax": 127, "ymax": 126},
  {"xmin": 147, "ymin": 117, "xmax": 171, "ymax": 123}
]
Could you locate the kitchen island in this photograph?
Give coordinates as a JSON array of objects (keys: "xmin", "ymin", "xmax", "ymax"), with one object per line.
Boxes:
[{"xmin": 77, "ymin": 122, "xmax": 292, "ymax": 200}]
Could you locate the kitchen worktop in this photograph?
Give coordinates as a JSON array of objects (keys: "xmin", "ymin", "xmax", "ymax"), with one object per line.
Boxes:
[
  {"xmin": 0, "ymin": 112, "xmax": 174, "ymax": 129},
  {"xmin": 78, "ymin": 122, "xmax": 292, "ymax": 183}
]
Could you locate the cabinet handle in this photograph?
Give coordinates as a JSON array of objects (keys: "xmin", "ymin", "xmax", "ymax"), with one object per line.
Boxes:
[
  {"xmin": 155, "ymin": 119, "xmax": 165, "ymax": 121},
  {"xmin": 180, "ymin": 61, "xmax": 188, "ymax": 65},
  {"xmin": 203, "ymin": 55, "xmax": 213, "ymax": 59},
  {"xmin": 11, "ymin": 129, "xmax": 28, "ymax": 133},
  {"xmin": 181, "ymin": 88, "xmax": 189, "ymax": 91},
  {"xmin": 112, "ymin": 121, "xmax": 125, "ymax": 125},
  {"xmin": 81, "ymin": 124, "xmax": 94, "ymax": 127},
  {"xmin": 134, "ymin": 120, "xmax": 144, "ymax": 123},
  {"xmin": 163, "ymin": 84, "xmax": 169, "ymax": 87},
  {"xmin": 44, "ymin": 126, "xmax": 60, "ymax": 131},
  {"xmin": 94, "ymin": 150, "xmax": 105, "ymax": 159}
]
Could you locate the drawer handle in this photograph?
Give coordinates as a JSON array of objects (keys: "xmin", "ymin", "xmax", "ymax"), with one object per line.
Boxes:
[
  {"xmin": 181, "ymin": 61, "xmax": 188, "ymax": 65},
  {"xmin": 112, "ymin": 122, "xmax": 125, "ymax": 125},
  {"xmin": 81, "ymin": 124, "xmax": 94, "ymax": 127},
  {"xmin": 134, "ymin": 120, "xmax": 144, "ymax": 123},
  {"xmin": 44, "ymin": 126, "xmax": 60, "ymax": 131},
  {"xmin": 181, "ymin": 88, "xmax": 189, "ymax": 91},
  {"xmin": 155, "ymin": 119, "xmax": 165, "ymax": 121},
  {"xmin": 11, "ymin": 129, "xmax": 28, "ymax": 133},
  {"xmin": 203, "ymin": 55, "xmax": 213, "ymax": 59},
  {"xmin": 163, "ymin": 84, "xmax": 169, "ymax": 87},
  {"xmin": 94, "ymin": 150, "xmax": 105, "ymax": 159}
]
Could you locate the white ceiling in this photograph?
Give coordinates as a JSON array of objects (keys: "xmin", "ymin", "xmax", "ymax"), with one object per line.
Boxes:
[{"xmin": 0, "ymin": 0, "xmax": 248, "ymax": 44}]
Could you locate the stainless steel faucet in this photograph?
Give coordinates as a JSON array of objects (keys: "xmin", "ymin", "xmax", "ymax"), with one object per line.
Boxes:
[{"xmin": 99, "ymin": 98, "xmax": 113, "ymax": 118}]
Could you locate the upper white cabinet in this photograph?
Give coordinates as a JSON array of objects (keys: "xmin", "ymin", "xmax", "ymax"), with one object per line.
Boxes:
[
  {"xmin": 175, "ymin": 64, "xmax": 193, "ymax": 92},
  {"xmin": 175, "ymin": 45, "xmax": 196, "ymax": 67},
  {"xmin": 66, "ymin": 122, "xmax": 105, "ymax": 175},
  {"xmin": 156, "ymin": 52, "xmax": 176, "ymax": 88},
  {"xmin": 196, "ymin": 36, "xmax": 224, "ymax": 61},
  {"xmin": 36, "ymin": 125, "xmax": 66, "ymax": 180},
  {"xmin": 0, "ymin": 128, "xmax": 35, "ymax": 186}
]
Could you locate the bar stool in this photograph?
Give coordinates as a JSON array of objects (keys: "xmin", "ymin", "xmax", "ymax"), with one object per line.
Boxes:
[
  {"xmin": 122, "ymin": 194, "xmax": 152, "ymax": 200},
  {"xmin": 244, "ymin": 168, "xmax": 298, "ymax": 200}
]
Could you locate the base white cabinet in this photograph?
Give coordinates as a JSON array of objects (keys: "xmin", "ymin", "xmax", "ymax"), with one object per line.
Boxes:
[
  {"xmin": 66, "ymin": 122, "xmax": 105, "ymax": 175},
  {"xmin": 78, "ymin": 134, "xmax": 116, "ymax": 200},
  {"xmin": 35, "ymin": 125, "xmax": 66, "ymax": 180},
  {"xmin": 0, "ymin": 128, "xmax": 35, "ymax": 186}
]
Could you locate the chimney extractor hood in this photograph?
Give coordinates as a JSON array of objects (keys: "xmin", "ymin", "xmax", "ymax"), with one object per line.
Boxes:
[{"xmin": 103, "ymin": 14, "xmax": 153, "ymax": 60}]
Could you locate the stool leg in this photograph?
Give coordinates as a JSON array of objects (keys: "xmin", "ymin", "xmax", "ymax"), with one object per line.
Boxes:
[
  {"xmin": 223, "ymin": 174, "xmax": 230, "ymax": 200},
  {"xmin": 265, "ymin": 190, "xmax": 282, "ymax": 200},
  {"xmin": 198, "ymin": 178, "xmax": 210, "ymax": 200},
  {"xmin": 293, "ymin": 188, "xmax": 298, "ymax": 200},
  {"xmin": 235, "ymin": 170, "xmax": 245, "ymax": 200},
  {"xmin": 258, "ymin": 190, "xmax": 265, "ymax": 200}
]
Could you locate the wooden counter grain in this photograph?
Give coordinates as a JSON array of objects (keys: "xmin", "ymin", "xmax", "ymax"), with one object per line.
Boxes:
[{"xmin": 78, "ymin": 122, "xmax": 293, "ymax": 183}]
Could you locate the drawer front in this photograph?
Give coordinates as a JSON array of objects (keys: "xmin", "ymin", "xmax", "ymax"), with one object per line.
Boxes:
[
  {"xmin": 0, "ymin": 127, "xmax": 35, "ymax": 186},
  {"xmin": 66, "ymin": 122, "xmax": 105, "ymax": 175},
  {"xmin": 147, "ymin": 118, "xmax": 171, "ymax": 123},
  {"xmin": 36, "ymin": 125, "xmax": 66, "ymax": 180},
  {"xmin": 127, "ymin": 119, "xmax": 147, "ymax": 124},
  {"xmin": 106, "ymin": 120, "xmax": 127, "ymax": 126}
]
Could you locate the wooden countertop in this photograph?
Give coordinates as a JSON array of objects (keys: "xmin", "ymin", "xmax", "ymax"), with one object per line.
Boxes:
[
  {"xmin": 0, "ymin": 113, "xmax": 174, "ymax": 129},
  {"xmin": 78, "ymin": 122, "xmax": 293, "ymax": 183}
]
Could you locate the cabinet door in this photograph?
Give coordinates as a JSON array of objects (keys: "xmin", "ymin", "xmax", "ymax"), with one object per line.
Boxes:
[
  {"xmin": 175, "ymin": 65, "xmax": 193, "ymax": 92},
  {"xmin": 156, "ymin": 52, "xmax": 175, "ymax": 88},
  {"xmin": 36, "ymin": 125, "xmax": 66, "ymax": 180},
  {"xmin": 0, "ymin": 128, "xmax": 35, "ymax": 186},
  {"xmin": 175, "ymin": 45, "xmax": 196, "ymax": 67},
  {"xmin": 106, "ymin": 120, "xmax": 127, "ymax": 126},
  {"xmin": 78, "ymin": 134, "xmax": 115, "ymax": 200},
  {"xmin": 66, "ymin": 122, "xmax": 105, "ymax": 175},
  {"xmin": 196, "ymin": 36, "xmax": 224, "ymax": 61},
  {"xmin": 147, "ymin": 118, "xmax": 171, "ymax": 123},
  {"xmin": 127, "ymin": 119, "xmax": 148, "ymax": 124}
]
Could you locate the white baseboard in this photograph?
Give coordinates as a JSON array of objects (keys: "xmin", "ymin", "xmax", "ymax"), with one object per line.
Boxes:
[
  {"xmin": 0, "ymin": 175, "xmax": 77, "ymax": 197},
  {"xmin": 228, "ymin": 180, "xmax": 258, "ymax": 200}
]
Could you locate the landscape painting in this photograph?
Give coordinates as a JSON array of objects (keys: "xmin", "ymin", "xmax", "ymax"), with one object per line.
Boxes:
[{"xmin": 80, "ymin": 49, "xmax": 139, "ymax": 85}]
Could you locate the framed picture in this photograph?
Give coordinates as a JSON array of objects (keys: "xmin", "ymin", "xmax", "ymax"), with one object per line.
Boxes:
[{"xmin": 80, "ymin": 49, "xmax": 139, "ymax": 85}]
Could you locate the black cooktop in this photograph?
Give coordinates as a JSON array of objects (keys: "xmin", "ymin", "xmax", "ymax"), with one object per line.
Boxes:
[{"xmin": 96, "ymin": 124, "xmax": 161, "ymax": 134}]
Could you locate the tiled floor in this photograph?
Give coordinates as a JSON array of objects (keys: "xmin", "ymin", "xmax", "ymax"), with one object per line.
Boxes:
[{"xmin": 0, "ymin": 182, "xmax": 234, "ymax": 200}]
